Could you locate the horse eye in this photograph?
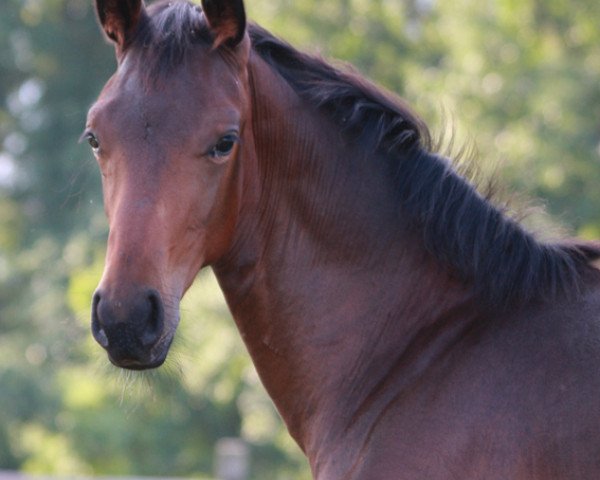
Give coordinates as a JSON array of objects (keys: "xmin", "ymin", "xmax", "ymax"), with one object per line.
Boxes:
[
  {"xmin": 86, "ymin": 133, "xmax": 100, "ymax": 150},
  {"xmin": 210, "ymin": 134, "xmax": 238, "ymax": 158}
]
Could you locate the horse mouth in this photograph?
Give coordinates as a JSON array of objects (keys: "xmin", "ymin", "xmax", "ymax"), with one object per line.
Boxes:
[
  {"xmin": 108, "ymin": 354, "xmax": 167, "ymax": 370},
  {"xmin": 106, "ymin": 335, "xmax": 174, "ymax": 371}
]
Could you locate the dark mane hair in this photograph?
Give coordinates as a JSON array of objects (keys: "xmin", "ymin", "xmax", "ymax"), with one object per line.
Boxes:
[
  {"xmin": 249, "ymin": 26, "xmax": 600, "ymax": 307},
  {"xmin": 128, "ymin": 1, "xmax": 213, "ymax": 77},
  {"xmin": 132, "ymin": 0, "xmax": 600, "ymax": 307}
]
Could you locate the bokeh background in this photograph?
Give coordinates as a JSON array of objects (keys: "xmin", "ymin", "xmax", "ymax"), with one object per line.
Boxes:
[{"xmin": 1, "ymin": 0, "xmax": 599, "ymax": 478}]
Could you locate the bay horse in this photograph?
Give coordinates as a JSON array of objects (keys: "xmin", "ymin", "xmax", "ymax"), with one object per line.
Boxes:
[{"xmin": 85, "ymin": 0, "xmax": 600, "ymax": 478}]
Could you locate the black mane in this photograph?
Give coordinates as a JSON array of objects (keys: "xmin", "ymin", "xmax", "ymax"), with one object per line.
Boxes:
[
  {"xmin": 133, "ymin": 0, "xmax": 600, "ymax": 307},
  {"xmin": 250, "ymin": 26, "xmax": 600, "ymax": 306},
  {"xmin": 129, "ymin": 1, "xmax": 213, "ymax": 77}
]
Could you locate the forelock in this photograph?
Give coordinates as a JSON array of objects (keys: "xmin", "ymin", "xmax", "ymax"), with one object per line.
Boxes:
[{"xmin": 128, "ymin": 0, "xmax": 213, "ymax": 78}]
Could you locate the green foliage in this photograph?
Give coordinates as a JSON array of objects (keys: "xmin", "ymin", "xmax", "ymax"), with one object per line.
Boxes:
[{"xmin": 1, "ymin": 0, "xmax": 599, "ymax": 478}]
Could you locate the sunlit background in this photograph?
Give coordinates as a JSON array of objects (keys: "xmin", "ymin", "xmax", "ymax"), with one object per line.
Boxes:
[{"xmin": 1, "ymin": 0, "xmax": 600, "ymax": 478}]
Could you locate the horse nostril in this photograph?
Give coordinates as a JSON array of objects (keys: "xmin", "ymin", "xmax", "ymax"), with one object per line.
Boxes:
[
  {"xmin": 91, "ymin": 291, "xmax": 109, "ymax": 348},
  {"xmin": 94, "ymin": 325, "xmax": 110, "ymax": 349},
  {"xmin": 140, "ymin": 289, "xmax": 165, "ymax": 348}
]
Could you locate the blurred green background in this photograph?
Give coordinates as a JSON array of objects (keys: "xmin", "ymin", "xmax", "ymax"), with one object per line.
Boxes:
[{"xmin": 1, "ymin": 0, "xmax": 599, "ymax": 478}]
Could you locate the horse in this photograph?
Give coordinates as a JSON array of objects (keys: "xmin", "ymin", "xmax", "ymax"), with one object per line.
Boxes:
[{"xmin": 85, "ymin": 0, "xmax": 600, "ymax": 478}]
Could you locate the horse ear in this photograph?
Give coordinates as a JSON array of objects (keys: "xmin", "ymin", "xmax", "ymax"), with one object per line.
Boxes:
[
  {"xmin": 201, "ymin": 0, "xmax": 246, "ymax": 48},
  {"xmin": 95, "ymin": 0, "xmax": 144, "ymax": 48}
]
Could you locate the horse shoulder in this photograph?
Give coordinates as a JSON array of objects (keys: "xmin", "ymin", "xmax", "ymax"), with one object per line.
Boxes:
[{"xmin": 348, "ymin": 290, "xmax": 600, "ymax": 479}]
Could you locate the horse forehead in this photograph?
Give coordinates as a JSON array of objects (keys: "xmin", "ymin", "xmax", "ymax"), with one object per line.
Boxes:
[
  {"xmin": 116, "ymin": 69, "xmax": 198, "ymax": 119},
  {"xmin": 96, "ymin": 55, "xmax": 242, "ymax": 132}
]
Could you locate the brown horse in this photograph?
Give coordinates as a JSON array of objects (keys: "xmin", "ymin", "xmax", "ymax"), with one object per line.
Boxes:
[{"xmin": 85, "ymin": 0, "xmax": 600, "ymax": 478}]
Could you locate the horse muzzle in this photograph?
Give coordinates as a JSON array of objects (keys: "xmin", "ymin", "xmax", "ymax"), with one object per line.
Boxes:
[{"xmin": 91, "ymin": 287, "xmax": 173, "ymax": 370}]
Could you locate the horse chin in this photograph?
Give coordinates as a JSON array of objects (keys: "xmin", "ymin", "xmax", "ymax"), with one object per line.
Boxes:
[
  {"xmin": 107, "ymin": 335, "xmax": 174, "ymax": 371},
  {"xmin": 109, "ymin": 355, "xmax": 166, "ymax": 371}
]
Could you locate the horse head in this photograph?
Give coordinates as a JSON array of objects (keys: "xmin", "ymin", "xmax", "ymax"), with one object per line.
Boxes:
[{"xmin": 87, "ymin": 0, "xmax": 250, "ymax": 369}]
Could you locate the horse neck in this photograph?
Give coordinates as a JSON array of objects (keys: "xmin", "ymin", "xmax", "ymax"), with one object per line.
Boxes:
[{"xmin": 213, "ymin": 52, "xmax": 479, "ymax": 474}]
